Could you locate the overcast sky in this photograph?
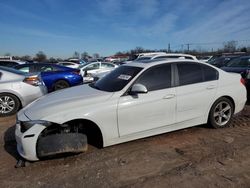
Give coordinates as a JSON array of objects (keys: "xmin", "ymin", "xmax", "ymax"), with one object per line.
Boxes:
[{"xmin": 0, "ymin": 0, "xmax": 250, "ymax": 58}]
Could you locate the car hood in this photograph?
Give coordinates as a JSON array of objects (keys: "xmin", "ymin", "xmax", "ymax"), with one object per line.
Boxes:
[{"xmin": 22, "ymin": 84, "xmax": 113, "ymax": 121}]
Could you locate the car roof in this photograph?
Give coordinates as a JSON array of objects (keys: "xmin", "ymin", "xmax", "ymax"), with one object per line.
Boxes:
[
  {"xmin": 16, "ymin": 62, "xmax": 55, "ymax": 65},
  {"xmin": 0, "ymin": 66, "xmax": 26, "ymax": 75},
  {"xmin": 123, "ymin": 59, "xmax": 202, "ymax": 69},
  {"xmin": 0, "ymin": 60, "xmax": 26, "ymax": 64},
  {"xmin": 15, "ymin": 62, "xmax": 77, "ymax": 69},
  {"xmin": 137, "ymin": 53, "xmax": 196, "ymax": 60},
  {"xmin": 16, "ymin": 62, "xmax": 66, "ymax": 68}
]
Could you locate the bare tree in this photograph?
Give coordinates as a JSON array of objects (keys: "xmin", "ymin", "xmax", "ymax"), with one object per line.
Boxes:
[
  {"xmin": 21, "ymin": 55, "xmax": 32, "ymax": 61},
  {"xmin": 49, "ymin": 57, "xmax": 57, "ymax": 63},
  {"xmin": 223, "ymin": 40, "xmax": 238, "ymax": 52},
  {"xmin": 35, "ymin": 51, "xmax": 47, "ymax": 62},
  {"xmin": 240, "ymin": 47, "xmax": 247, "ymax": 52},
  {"xmin": 93, "ymin": 53, "xmax": 100, "ymax": 59},
  {"xmin": 81, "ymin": 52, "xmax": 89, "ymax": 60},
  {"xmin": 73, "ymin": 51, "xmax": 80, "ymax": 59}
]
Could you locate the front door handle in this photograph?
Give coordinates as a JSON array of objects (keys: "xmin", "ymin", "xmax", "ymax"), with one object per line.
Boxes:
[
  {"xmin": 163, "ymin": 94, "xmax": 175, "ymax": 99},
  {"xmin": 206, "ymin": 85, "xmax": 216, "ymax": 90}
]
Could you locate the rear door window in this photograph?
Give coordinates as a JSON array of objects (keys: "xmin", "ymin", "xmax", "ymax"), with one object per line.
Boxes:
[
  {"xmin": 177, "ymin": 63, "xmax": 203, "ymax": 86},
  {"xmin": 36, "ymin": 64, "xmax": 54, "ymax": 72}
]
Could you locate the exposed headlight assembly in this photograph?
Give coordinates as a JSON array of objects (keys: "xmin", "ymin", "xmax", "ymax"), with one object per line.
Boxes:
[{"xmin": 20, "ymin": 120, "xmax": 52, "ymax": 132}]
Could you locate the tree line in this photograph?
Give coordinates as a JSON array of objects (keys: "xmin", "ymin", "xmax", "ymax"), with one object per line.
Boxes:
[{"xmin": 4, "ymin": 40, "xmax": 250, "ymax": 62}]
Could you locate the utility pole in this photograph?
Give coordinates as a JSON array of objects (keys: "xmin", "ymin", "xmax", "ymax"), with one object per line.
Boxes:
[
  {"xmin": 187, "ymin": 44, "xmax": 190, "ymax": 52},
  {"xmin": 168, "ymin": 43, "xmax": 171, "ymax": 52}
]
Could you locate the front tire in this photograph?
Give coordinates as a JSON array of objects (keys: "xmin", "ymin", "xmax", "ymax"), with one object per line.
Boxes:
[
  {"xmin": 208, "ymin": 97, "xmax": 234, "ymax": 128},
  {"xmin": 0, "ymin": 93, "xmax": 20, "ymax": 117},
  {"xmin": 53, "ymin": 80, "xmax": 70, "ymax": 91}
]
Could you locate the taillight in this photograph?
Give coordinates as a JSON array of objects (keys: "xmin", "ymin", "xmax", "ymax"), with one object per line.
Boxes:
[
  {"xmin": 240, "ymin": 77, "xmax": 246, "ymax": 86},
  {"xmin": 72, "ymin": 70, "xmax": 80, "ymax": 75},
  {"xmin": 23, "ymin": 76, "xmax": 42, "ymax": 86}
]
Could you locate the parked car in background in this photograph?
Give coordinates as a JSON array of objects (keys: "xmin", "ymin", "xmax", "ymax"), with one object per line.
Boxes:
[
  {"xmin": 82, "ymin": 70, "xmax": 111, "ymax": 83},
  {"xmin": 137, "ymin": 52, "xmax": 167, "ymax": 58},
  {"xmin": 88, "ymin": 58, "xmax": 103, "ymax": 63},
  {"xmin": 221, "ymin": 56, "xmax": 250, "ymax": 98},
  {"xmin": 57, "ymin": 61, "xmax": 80, "ymax": 69},
  {"xmin": 79, "ymin": 62, "xmax": 118, "ymax": 82},
  {"xmin": 15, "ymin": 63, "xmax": 83, "ymax": 92},
  {"xmin": 68, "ymin": 59, "xmax": 87, "ymax": 65},
  {"xmin": 207, "ymin": 56, "xmax": 239, "ymax": 68},
  {"xmin": 15, "ymin": 59, "xmax": 246, "ymax": 161},
  {"xmin": 0, "ymin": 60, "xmax": 26, "ymax": 68},
  {"xmin": 198, "ymin": 56, "xmax": 213, "ymax": 62},
  {"xmin": 0, "ymin": 66, "xmax": 47, "ymax": 116},
  {"xmin": 221, "ymin": 56, "xmax": 250, "ymax": 73},
  {"xmin": 241, "ymin": 70, "xmax": 250, "ymax": 99}
]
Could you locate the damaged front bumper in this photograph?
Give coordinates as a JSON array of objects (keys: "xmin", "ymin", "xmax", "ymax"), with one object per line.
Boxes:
[
  {"xmin": 15, "ymin": 121, "xmax": 46, "ymax": 161},
  {"xmin": 15, "ymin": 118, "xmax": 88, "ymax": 161}
]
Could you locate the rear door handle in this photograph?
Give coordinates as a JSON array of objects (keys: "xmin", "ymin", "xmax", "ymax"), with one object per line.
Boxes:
[
  {"xmin": 206, "ymin": 85, "xmax": 216, "ymax": 90},
  {"xmin": 163, "ymin": 94, "xmax": 175, "ymax": 99}
]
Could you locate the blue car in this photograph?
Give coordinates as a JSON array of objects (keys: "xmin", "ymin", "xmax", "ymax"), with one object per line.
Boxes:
[
  {"xmin": 221, "ymin": 56, "xmax": 250, "ymax": 99},
  {"xmin": 15, "ymin": 63, "xmax": 83, "ymax": 92}
]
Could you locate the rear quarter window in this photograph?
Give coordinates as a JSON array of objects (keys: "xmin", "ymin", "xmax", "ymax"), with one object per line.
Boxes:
[
  {"xmin": 201, "ymin": 64, "xmax": 219, "ymax": 81},
  {"xmin": 18, "ymin": 66, "xmax": 30, "ymax": 73}
]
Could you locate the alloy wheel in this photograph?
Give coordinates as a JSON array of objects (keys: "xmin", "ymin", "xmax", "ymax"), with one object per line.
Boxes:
[
  {"xmin": 0, "ymin": 96, "xmax": 15, "ymax": 114},
  {"xmin": 213, "ymin": 101, "xmax": 232, "ymax": 126}
]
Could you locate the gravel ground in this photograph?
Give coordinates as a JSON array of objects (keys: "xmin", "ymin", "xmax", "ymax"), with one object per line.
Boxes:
[{"xmin": 0, "ymin": 104, "xmax": 250, "ymax": 188}]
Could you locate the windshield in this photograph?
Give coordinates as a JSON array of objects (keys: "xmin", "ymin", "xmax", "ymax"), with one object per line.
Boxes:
[
  {"xmin": 207, "ymin": 58, "xmax": 221, "ymax": 65},
  {"xmin": 78, "ymin": 62, "xmax": 91, "ymax": 68},
  {"xmin": 227, "ymin": 57, "xmax": 250, "ymax": 67},
  {"xmin": 91, "ymin": 66, "xmax": 143, "ymax": 92},
  {"xmin": 136, "ymin": 56, "xmax": 152, "ymax": 61}
]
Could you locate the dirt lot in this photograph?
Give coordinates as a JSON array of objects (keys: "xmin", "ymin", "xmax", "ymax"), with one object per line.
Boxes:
[{"xmin": 0, "ymin": 104, "xmax": 250, "ymax": 188}]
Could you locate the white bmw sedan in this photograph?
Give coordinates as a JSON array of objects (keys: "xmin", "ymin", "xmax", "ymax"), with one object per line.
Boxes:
[{"xmin": 15, "ymin": 60, "xmax": 247, "ymax": 161}]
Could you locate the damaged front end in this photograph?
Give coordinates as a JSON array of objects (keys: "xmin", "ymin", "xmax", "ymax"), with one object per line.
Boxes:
[{"xmin": 15, "ymin": 120, "xmax": 88, "ymax": 161}]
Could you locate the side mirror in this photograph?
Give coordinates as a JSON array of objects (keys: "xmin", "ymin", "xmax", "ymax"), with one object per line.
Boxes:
[{"xmin": 130, "ymin": 84, "xmax": 148, "ymax": 95}]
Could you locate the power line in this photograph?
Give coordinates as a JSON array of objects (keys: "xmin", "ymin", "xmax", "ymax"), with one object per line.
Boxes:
[{"xmin": 171, "ymin": 39, "xmax": 250, "ymax": 51}]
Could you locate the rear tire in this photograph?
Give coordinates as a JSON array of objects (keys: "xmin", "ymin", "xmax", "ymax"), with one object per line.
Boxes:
[
  {"xmin": 208, "ymin": 97, "xmax": 234, "ymax": 128},
  {"xmin": 0, "ymin": 93, "xmax": 20, "ymax": 117},
  {"xmin": 53, "ymin": 80, "xmax": 70, "ymax": 91}
]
